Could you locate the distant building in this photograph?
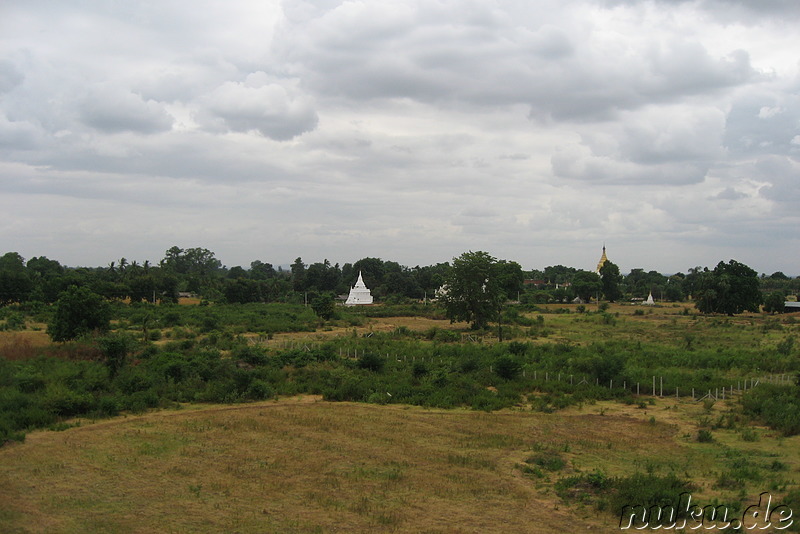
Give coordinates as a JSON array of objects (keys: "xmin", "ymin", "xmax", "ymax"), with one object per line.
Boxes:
[
  {"xmin": 786, "ymin": 302, "xmax": 800, "ymax": 312},
  {"xmin": 345, "ymin": 272, "xmax": 373, "ymax": 306},
  {"xmin": 595, "ymin": 245, "xmax": 609, "ymax": 273},
  {"xmin": 644, "ymin": 292, "xmax": 655, "ymax": 305}
]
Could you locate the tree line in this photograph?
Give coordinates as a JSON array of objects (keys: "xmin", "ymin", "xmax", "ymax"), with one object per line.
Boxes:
[{"xmin": 0, "ymin": 247, "xmax": 796, "ymax": 326}]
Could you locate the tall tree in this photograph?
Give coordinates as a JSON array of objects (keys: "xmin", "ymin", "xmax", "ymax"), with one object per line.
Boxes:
[
  {"xmin": 599, "ymin": 260, "xmax": 623, "ymax": 302},
  {"xmin": 571, "ymin": 270, "xmax": 602, "ymax": 303},
  {"xmin": 249, "ymin": 260, "xmax": 276, "ymax": 280},
  {"xmin": 0, "ymin": 252, "xmax": 33, "ymax": 305},
  {"xmin": 695, "ymin": 260, "xmax": 762, "ymax": 315},
  {"xmin": 352, "ymin": 257, "xmax": 385, "ymax": 290},
  {"xmin": 441, "ymin": 251, "xmax": 520, "ymax": 330},
  {"xmin": 290, "ymin": 257, "xmax": 306, "ymax": 292}
]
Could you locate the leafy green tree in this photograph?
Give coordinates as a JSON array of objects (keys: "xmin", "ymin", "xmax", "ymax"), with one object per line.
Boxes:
[
  {"xmin": 98, "ymin": 333, "xmax": 132, "ymax": 378},
  {"xmin": 571, "ymin": 270, "xmax": 602, "ymax": 303},
  {"xmin": 160, "ymin": 246, "xmax": 221, "ymax": 276},
  {"xmin": 599, "ymin": 261, "xmax": 623, "ymax": 302},
  {"xmin": 249, "ymin": 260, "xmax": 276, "ymax": 280},
  {"xmin": 26, "ymin": 256, "xmax": 66, "ymax": 303},
  {"xmin": 0, "ymin": 252, "xmax": 34, "ymax": 305},
  {"xmin": 624, "ymin": 268, "xmax": 667, "ymax": 299},
  {"xmin": 227, "ymin": 266, "xmax": 248, "ymax": 279},
  {"xmin": 128, "ymin": 273, "xmax": 159, "ymax": 303},
  {"xmin": 305, "ymin": 260, "xmax": 341, "ymax": 292},
  {"xmin": 763, "ymin": 291, "xmax": 786, "ymax": 314},
  {"xmin": 695, "ymin": 260, "xmax": 762, "ymax": 315},
  {"xmin": 494, "ymin": 259, "xmax": 525, "ymax": 300},
  {"xmin": 311, "ymin": 293, "xmax": 336, "ymax": 320},
  {"xmin": 441, "ymin": 251, "xmax": 520, "ymax": 330},
  {"xmin": 664, "ymin": 275, "xmax": 685, "ymax": 302},
  {"xmin": 352, "ymin": 257, "xmax": 385, "ymax": 292},
  {"xmin": 411, "ymin": 262, "xmax": 450, "ymax": 297},
  {"xmin": 223, "ymin": 278, "xmax": 263, "ymax": 304},
  {"xmin": 290, "ymin": 257, "xmax": 306, "ymax": 292},
  {"xmin": 47, "ymin": 286, "xmax": 112, "ymax": 341},
  {"xmin": 543, "ymin": 265, "xmax": 577, "ymax": 285}
]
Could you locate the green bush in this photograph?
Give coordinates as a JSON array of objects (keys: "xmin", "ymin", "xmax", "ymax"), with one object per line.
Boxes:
[
  {"xmin": 525, "ymin": 452, "xmax": 566, "ymax": 471},
  {"xmin": 358, "ymin": 353, "xmax": 385, "ymax": 372},
  {"xmin": 741, "ymin": 384, "xmax": 800, "ymax": 436},
  {"xmin": 1, "ymin": 311, "xmax": 26, "ymax": 331},
  {"xmin": 697, "ymin": 429, "xmax": 714, "ymax": 442},
  {"xmin": 234, "ymin": 345, "xmax": 269, "ymax": 366},
  {"xmin": 611, "ymin": 472, "xmax": 695, "ymax": 520},
  {"xmin": 494, "ymin": 356, "xmax": 521, "ymax": 380},
  {"xmin": 245, "ymin": 380, "xmax": 273, "ymax": 400}
]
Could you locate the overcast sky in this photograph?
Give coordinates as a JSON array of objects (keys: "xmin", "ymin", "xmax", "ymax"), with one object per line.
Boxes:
[{"xmin": 1, "ymin": 0, "xmax": 798, "ymax": 275}]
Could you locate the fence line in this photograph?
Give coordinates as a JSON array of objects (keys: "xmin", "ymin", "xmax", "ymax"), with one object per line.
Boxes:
[{"xmin": 245, "ymin": 337, "xmax": 795, "ymax": 400}]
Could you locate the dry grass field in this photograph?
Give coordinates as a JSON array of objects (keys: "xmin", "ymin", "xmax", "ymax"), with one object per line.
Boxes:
[
  {"xmin": 2, "ymin": 303, "xmax": 798, "ymax": 532},
  {"xmin": 2, "ymin": 394, "xmax": 798, "ymax": 533}
]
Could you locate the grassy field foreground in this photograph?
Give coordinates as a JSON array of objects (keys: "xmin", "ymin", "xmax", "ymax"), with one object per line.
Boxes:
[{"xmin": 2, "ymin": 394, "xmax": 798, "ymax": 533}]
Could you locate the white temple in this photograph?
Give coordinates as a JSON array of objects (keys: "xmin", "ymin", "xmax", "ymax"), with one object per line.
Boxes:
[
  {"xmin": 644, "ymin": 291, "xmax": 655, "ymax": 305},
  {"xmin": 345, "ymin": 271, "xmax": 373, "ymax": 306}
]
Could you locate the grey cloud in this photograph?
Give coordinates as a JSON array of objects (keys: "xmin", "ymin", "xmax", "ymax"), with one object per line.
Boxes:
[
  {"xmin": 79, "ymin": 87, "xmax": 174, "ymax": 134},
  {"xmin": 0, "ymin": 115, "xmax": 41, "ymax": 151},
  {"xmin": 756, "ymin": 155, "xmax": 800, "ymax": 203},
  {"xmin": 0, "ymin": 60, "xmax": 24, "ymax": 93},
  {"xmin": 1, "ymin": 0, "xmax": 799, "ymax": 273},
  {"xmin": 551, "ymin": 145, "xmax": 708, "ymax": 185},
  {"xmin": 278, "ymin": 2, "xmax": 758, "ymax": 122},
  {"xmin": 713, "ymin": 187, "xmax": 746, "ymax": 200},
  {"xmin": 198, "ymin": 75, "xmax": 318, "ymax": 140},
  {"xmin": 724, "ymin": 93, "xmax": 800, "ymax": 157},
  {"xmin": 597, "ymin": 0, "xmax": 800, "ymax": 21},
  {"xmin": 551, "ymin": 104, "xmax": 723, "ymax": 184}
]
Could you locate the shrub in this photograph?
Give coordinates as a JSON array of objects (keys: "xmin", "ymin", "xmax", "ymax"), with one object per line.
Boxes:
[
  {"xmin": 741, "ymin": 384, "xmax": 800, "ymax": 436},
  {"xmin": 411, "ymin": 362, "xmax": 428, "ymax": 379},
  {"xmin": 234, "ymin": 345, "xmax": 269, "ymax": 366},
  {"xmin": 611, "ymin": 473, "xmax": 695, "ymax": 521},
  {"xmin": 507, "ymin": 341, "xmax": 529, "ymax": 356},
  {"xmin": 494, "ymin": 356, "xmax": 521, "ymax": 380},
  {"xmin": 525, "ymin": 452, "xmax": 566, "ymax": 471},
  {"xmin": 697, "ymin": 429, "xmax": 714, "ymax": 443},
  {"xmin": 433, "ymin": 329, "xmax": 460, "ymax": 343},
  {"xmin": 98, "ymin": 333, "xmax": 133, "ymax": 378},
  {"xmin": 358, "ymin": 353, "xmax": 385, "ymax": 372},
  {"xmin": 47, "ymin": 286, "xmax": 111, "ymax": 341},
  {"xmin": 1, "ymin": 312, "xmax": 25, "ymax": 331},
  {"xmin": 245, "ymin": 380, "xmax": 273, "ymax": 400}
]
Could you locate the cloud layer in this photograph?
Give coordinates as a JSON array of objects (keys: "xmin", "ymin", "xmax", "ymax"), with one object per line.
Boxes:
[{"xmin": 0, "ymin": 0, "xmax": 797, "ymax": 273}]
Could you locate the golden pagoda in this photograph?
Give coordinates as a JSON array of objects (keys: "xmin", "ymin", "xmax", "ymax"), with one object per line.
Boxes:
[{"xmin": 595, "ymin": 245, "xmax": 608, "ymax": 273}]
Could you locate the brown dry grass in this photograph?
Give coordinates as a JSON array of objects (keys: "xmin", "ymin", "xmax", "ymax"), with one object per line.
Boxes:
[
  {"xmin": 0, "ymin": 330, "xmax": 51, "ymax": 360},
  {"xmin": 0, "ymin": 397, "xmax": 702, "ymax": 534}
]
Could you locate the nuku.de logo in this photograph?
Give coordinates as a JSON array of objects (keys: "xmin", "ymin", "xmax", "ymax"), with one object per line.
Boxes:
[{"xmin": 619, "ymin": 492, "xmax": 794, "ymax": 530}]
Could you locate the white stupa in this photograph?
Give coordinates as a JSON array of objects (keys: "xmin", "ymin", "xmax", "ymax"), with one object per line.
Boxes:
[
  {"xmin": 345, "ymin": 272, "xmax": 373, "ymax": 306},
  {"xmin": 644, "ymin": 291, "xmax": 655, "ymax": 305}
]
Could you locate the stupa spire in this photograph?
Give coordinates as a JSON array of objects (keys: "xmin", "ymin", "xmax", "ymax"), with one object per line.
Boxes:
[
  {"xmin": 595, "ymin": 244, "xmax": 609, "ymax": 273},
  {"xmin": 345, "ymin": 271, "xmax": 373, "ymax": 305}
]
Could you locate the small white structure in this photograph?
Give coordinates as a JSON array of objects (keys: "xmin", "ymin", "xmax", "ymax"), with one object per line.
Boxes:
[
  {"xmin": 644, "ymin": 292, "xmax": 655, "ymax": 305},
  {"xmin": 345, "ymin": 271, "xmax": 373, "ymax": 306}
]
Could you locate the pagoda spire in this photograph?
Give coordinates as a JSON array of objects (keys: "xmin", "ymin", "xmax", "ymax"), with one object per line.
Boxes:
[{"xmin": 596, "ymin": 244, "xmax": 609, "ymax": 273}]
